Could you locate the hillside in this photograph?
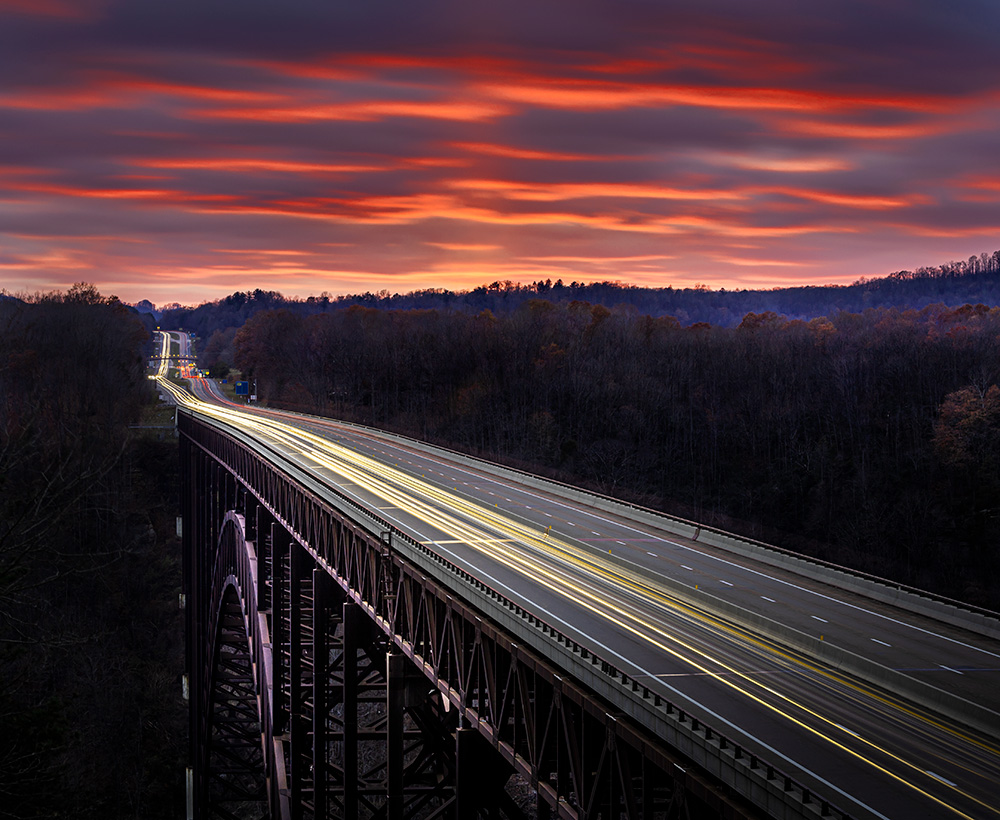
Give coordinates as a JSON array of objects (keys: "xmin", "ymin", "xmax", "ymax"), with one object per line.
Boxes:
[{"xmin": 154, "ymin": 249, "xmax": 1000, "ymax": 338}]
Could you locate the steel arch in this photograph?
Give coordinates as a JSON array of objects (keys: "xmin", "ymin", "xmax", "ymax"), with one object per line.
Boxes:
[
  {"xmin": 199, "ymin": 511, "xmax": 289, "ymax": 820},
  {"xmin": 182, "ymin": 412, "xmax": 796, "ymax": 820}
]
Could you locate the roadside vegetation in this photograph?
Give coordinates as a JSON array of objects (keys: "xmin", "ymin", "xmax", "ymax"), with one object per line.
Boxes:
[
  {"xmin": 161, "ymin": 248, "xmax": 1000, "ymax": 338},
  {"xmin": 0, "ymin": 285, "xmax": 184, "ymax": 819}
]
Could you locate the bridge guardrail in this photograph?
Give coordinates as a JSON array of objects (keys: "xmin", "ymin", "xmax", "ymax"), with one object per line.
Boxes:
[
  {"xmin": 216, "ymin": 400, "xmax": 1000, "ymax": 742},
  {"xmin": 339, "ymin": 419, "xmax": 1000, "ymax": 739},
  {"xmin": 182, "ymin": 408, "xmax": 858, "ymax": 820},
  {"xmin": 309, "ymin": 414, "xmax": 1000, "ymax": 641}
]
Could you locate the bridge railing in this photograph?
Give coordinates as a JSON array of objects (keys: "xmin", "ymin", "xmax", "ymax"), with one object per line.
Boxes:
[
  {"xmin": 182, "ymin": 408, "xmax": 857, "ymax": 820},
  {"xmin": 258, "ymin": 409, "xmax": 1000, "ymax": 741},
  {"xmin": 299, "ymin": 412, "xmax": 1000, "ymax": 638}
]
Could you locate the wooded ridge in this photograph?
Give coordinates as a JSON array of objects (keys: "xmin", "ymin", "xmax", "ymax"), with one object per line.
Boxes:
[
  {"xmin": 219, "ymin": 299, "xmax": 1000, "ymax": 610},
  {"xmin": 0, "ymin": 287, "xmax": 184, "ymax": 819}
]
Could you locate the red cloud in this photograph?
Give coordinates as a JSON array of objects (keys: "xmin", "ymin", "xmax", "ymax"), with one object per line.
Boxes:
[
  {"xmin": 0, "ymin": 0, "xmax": 104, "ymax": 19},
  {"xmin": 135, "ymin": 157, "xmax": 385, "ymax": 174}
]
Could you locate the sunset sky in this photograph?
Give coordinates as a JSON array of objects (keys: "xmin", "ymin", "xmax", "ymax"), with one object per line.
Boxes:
[{"xmin": 1, "ymin": 0, "xmax": 998, "ymax": 306}]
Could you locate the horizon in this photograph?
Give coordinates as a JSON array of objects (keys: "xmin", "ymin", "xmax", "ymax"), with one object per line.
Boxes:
[
  {"xmin": 2, "ymin": 2, "xmax": 999, "ymax": 305},
  {"xmin": 117, "ymin": 245, "xmax": 992, "ymax": 313}
]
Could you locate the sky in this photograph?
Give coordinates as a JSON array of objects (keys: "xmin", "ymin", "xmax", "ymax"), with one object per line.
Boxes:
[{"xmin": 1, "ymin": 0, "xmax": 999, "ymax": 306}]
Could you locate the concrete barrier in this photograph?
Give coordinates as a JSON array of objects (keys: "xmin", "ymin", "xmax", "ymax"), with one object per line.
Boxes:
[
  {"xmin": 298, "ymin": 416, "xmax": 1000, "ymax": 740},
  {"xmin": 319, "ymin": 416, "xmax": 1000, "ymax": 641},
  {"xmin": 190, "ymin": 409, "xmax": 857, "ymax": 820}
]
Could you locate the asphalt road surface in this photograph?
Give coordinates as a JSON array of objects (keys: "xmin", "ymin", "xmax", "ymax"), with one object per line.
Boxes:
[{"xmin": 160, "ymin": 332, "xmax": 1000, "ymax": 820}]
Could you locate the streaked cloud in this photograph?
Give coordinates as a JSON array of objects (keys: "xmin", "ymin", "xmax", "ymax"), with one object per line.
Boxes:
[{"xmin": 0, "ymin": 0, "xmax": 998, "ymax": 303}]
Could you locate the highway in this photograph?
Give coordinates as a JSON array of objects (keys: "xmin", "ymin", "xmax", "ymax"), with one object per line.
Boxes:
[{"xmin": 157, "ymin": 331, "xmax": 1000, "ymax": 820}]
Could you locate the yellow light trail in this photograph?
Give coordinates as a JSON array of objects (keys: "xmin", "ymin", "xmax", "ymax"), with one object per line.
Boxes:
[{"xmin": 154, "ymin": 340, "xmax": 997, "ymax": 819}]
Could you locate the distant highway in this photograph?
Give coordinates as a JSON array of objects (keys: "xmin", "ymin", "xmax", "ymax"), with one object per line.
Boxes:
[{"xmin": 157, "ymin": 331, "xmax": 1000, "ymax": 820}]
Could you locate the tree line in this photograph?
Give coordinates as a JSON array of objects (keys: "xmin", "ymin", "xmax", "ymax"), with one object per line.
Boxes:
[
  {"xmin": 0, "ymin": 285, "xmax": 184, "ymax": 818},
  {"xmin": 157, "ymin": 248, "xmax": 1000, "ymax": 338},
  {"xmin": 221, "ymin": 300, "xmax": 1000, "ymax": 609}
]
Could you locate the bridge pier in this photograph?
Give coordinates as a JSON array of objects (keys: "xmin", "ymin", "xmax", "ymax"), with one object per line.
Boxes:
[
  {"xmin": 456, "ymin": 725, "xmax": 520, "ymax": 818},
  {"xmin": 311, "ymin": 569, "xmax": 338, "ymax": 820},
  {"xmin": 342, "ymin": 600, "xmax": 360, "ymax": 817},
  {"xmin": 385, "ymin": 653, "xmax": 407, "ymax": 819}
]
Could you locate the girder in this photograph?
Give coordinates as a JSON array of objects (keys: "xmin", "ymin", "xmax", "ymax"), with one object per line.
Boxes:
[{"xmin": 182, "ymin": 413, "xmax": 791, "ymax": 820}]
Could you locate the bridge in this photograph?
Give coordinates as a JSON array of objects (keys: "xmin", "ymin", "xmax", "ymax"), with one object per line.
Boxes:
[{"xmin": 156, "ymin": 332, "xmax": 1000, "ymax": 820}]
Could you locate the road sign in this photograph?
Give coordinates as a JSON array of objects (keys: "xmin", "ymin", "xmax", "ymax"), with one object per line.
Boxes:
[{"xmin": 235, "ymin": 381, "xmax": 249, "ymax": 395}]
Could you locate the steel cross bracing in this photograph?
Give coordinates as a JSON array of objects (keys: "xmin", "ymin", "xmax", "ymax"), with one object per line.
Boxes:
[{"xmin": 182, "ymin": 412, "xmax": 845, "ymax": 820}]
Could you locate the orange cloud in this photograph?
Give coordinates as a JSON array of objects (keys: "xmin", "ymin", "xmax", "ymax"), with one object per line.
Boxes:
[
  {"xmin": 675, "ymin": 40, "xmax": 815, "ymax": 80},
  {"xmin": 445, "ymin": 178, "xmax": 745, "ymax": 202},
  {"xmin": 663, "ymin": 215, "xmax": 857, "ymax": 237},
  {"xmin": 885, "ymin": 223, "xmax": 1000, "ymax": 239},
  {"xmin": 777, "ymin": 118, "xmax": 952, "ymax": 139},
  {"xmin": 0, "ymin": 249, "xmax": 90, "ymax": 270},
  {"xmin": 3, "ymin": 178, "xmax": 241, "ymax": 208},
  {"xmin": 449, "ymin": 141, "xmax": 625, "ymax": 162},
  {"xmin": 962, "ymin": 176, "xmax": 1000, "ymax": 191},
  {"xmin": 707, "ymin": 153, "xmax": 856, "ymax": 173},
  {"xmin": 213, "ymin": 248, "xmax": 312, "ymax": 256},
  {"xmin": 524, "ymin": 254, "xmax": 677, "ymax": 263},
  {"xmin": 952, "ymin": 175, "xmax": 1000, "ymax": 201},
  {"xmin": 194, "ymin": 98, "xmax": 510, "ymax": 123},
  {"xmin": 426, "ymin": 242, "xmax": 503, "ymax": 251},
  {"xmin": 479, "ymin": 78, "xmax": 948, "ymax": 114},
  {"xmin": 192, "ymin": 192, "xmax": 683, "ymax": 235},
  {"xmin": 7, "ymin": 181, "xmax": 181, "ymax": 199},
  {"xmin": 399, "ymin": 156, "xmax": 472, "ymax": 168},
  {"xmin": 135, "ymin": 157, "xmax": 385, "ymax": 174},
  {"xmin": 760, "ymin": 187, "xmax": 928, "ymax": 210}
]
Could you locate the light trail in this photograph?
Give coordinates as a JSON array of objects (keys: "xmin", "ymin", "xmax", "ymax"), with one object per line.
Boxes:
[{"xmin": 154, "ymin": 333, "xmax": 999, "ymax": 819}]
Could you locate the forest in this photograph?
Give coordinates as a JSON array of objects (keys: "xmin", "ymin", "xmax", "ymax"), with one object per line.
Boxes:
[
  {"xmin": 3, "ymin": 253, "xmax": 1000, "ymax": 816},
  {"xmin": 0, "ymin": 286, "xmax": 184, "ymax": 819},
  {"xmin": 157, "ymin": 248, "xmax": 1000, "ymax": 338},
  {"xmin": 216, "ymin": 299, "xmax": 1000, "ymax": 609}
]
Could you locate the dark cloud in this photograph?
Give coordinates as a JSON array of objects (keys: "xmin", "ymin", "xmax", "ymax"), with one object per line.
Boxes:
[{"xmin": 1, "ymin": 0, "xmax": 998, "ymax": 301}]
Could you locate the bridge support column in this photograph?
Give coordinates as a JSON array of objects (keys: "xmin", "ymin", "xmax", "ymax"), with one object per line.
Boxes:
[
  {"xmin": 343, "ymin": 601, "xmax": 361, "ymax": 818},
  {"xmin": 271, "ymin": 522, "xmax": 290, "ymax": 736},
  {"xmin": 312, "ymin": 568, "xmax": 340, "ymax": 820},
  {"xmin": 289, "ymin": 541, "xmax": 308, "ymax": 817},
  {"xmin": 255, "ymin": 506, "xmax": 271, "ymax": 611},
  {"xmin": 386, "ymin": 652, "xmax": 408, "ymax": 820},
  {"xmin": 455, "ymin": 727, "xmax": 481, "ymax": 817},
  {"xmin": 456, "ymin": 726, "xmax": 519, "ymax": 818}
]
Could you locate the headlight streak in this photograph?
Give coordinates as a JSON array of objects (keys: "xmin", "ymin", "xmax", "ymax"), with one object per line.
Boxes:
[
  {"xmin": 156, "ymin": 359, "xmax": 995, "ymax": 819},
  {"xmin": 306, "ymin": 452, "xmax": 990, "ymax": 818},
  {"xmin": 150, "ymin": 331, "xmax": 171, "ymax": 380}
]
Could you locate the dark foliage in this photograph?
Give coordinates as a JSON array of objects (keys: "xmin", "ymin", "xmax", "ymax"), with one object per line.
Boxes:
[
  {"xmin": 233, "ymin": 300, "xmax": 1000, "ymax": 609},
  {"xmin": 0, "ymin": 286, "xmax": 185, "ymax": 819},
  {"xmin": 160, "ymin": 249, "xmax": 1000, "ymax": 341}
]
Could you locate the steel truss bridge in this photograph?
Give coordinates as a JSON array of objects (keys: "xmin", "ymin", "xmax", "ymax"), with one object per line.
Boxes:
[
  {"xmin": 169, "ymin": 343, "xmax": 1000, "ymax": 819},
  {"xmin": 183, "ymin": 414, "xmax": 776, "ymax": 820}
]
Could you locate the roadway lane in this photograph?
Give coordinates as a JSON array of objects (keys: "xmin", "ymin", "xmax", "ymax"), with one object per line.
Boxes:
[
  {"xmin": 160, "ymin": 337, "xmax": 1000, "ymax": 820},
  {"xmin": 188, "ymin": 372, "xmax": 1000, "ymax": 711}
]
